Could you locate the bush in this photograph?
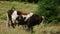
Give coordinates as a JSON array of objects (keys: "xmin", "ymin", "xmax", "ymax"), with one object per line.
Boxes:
[{"xmin": 36, "ymin": 0, "xmax": 60, "ymax": 23}]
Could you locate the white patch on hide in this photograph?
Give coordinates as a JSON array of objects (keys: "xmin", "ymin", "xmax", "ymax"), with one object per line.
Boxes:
[
  {"xmin": 22, "ymin": 13, "xmax": 33, "ymax": 21},
  {"xmin": 12, "ymin": 10, "xmax": 18, "ymax": 23},
  {"xmin": 22, "ymin": 15, "xmax": 27, "ymax": 18}
]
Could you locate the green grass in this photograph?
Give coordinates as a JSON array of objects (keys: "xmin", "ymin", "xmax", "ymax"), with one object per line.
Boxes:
[
  {"xmin": 0, "ymin": 1, "xmax": 38, "ymax": 20},
  {"xmin": 0, "ymin": 1, "xmax": 60, "ymax": 34}
]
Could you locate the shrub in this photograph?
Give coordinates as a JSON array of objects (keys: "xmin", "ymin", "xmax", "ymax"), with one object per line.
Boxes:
[{"xmin": 36, "ymin": 0, "xmax": 60, "ymax": 23}]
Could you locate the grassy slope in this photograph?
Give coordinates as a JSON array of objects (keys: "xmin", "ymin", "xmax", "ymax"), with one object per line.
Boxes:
[
  {"xmin": 0, "ymin": 1, "xmax": 60, "ymax": 34},
  {"xmin": 0, "ymin": 1, "xmax": 38, "ymax": 20}
]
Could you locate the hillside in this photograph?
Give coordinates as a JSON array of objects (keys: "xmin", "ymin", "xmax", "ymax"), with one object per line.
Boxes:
[
  {"xmin": 0, "ymin": 1, "xmax": 38, "ymax": 20},
  {"xmin": 0, "ymin": 1, "xmax": 60, "ymax": 34}
]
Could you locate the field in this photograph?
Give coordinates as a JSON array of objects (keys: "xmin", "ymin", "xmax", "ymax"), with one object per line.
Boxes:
[{"xmin": 0, "ymin": 1, "xmax": 60, "ymax": 34}]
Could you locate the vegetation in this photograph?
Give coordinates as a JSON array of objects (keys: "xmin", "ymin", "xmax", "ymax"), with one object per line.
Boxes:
[
  {"xmin": 6, "ymin": 0, "xmax": 60, "ymax": 24},
  {"xmin": 0, "ymin": 1, "xmax": 38, "ymax": 20},
  {"xmin": 36, "ymin": 0, "xmax": 60, "ymax": 24},
  {"xmin": 0, "ymin": 0, "xmax": 60, "ymax": 34}
]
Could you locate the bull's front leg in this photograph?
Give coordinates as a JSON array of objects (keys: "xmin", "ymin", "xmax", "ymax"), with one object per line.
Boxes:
[
  {"xmin": 7, "ymin": 18, "xmax": 11, "ymax": 28},
  {"xmin": 7, "ymin": 15, "xmax": 11, "ymax": 28},
  {"xmin": 11, "ymin": 22, "xmax": 15, "ymax": 28},
  {"xmin": 11, "ymin": 19, "xmax": 17, "ymax": 28}
]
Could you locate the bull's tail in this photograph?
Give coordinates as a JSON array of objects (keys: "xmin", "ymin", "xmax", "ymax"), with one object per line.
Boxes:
[{"xmin": 40, "ymin": 16, "xmax": 45, "ymax": 25}]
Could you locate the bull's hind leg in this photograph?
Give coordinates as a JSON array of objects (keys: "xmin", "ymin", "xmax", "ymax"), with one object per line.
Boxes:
[
  {"xmin": 28, "ymin": 26, "xmax": 35, "ymax": 34},
  {"xmin": 27, "ymin": 26, "xmax": 34, "ymax": 32},
  {"xmin": 30, "ymin": 27, "xmax": 34, "ymax": 33}
]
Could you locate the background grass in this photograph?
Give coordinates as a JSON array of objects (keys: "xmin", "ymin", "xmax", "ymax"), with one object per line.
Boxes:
[
  {"xmin": 0, "ymin": 1, "xmax": 60, "ymax": 34},
  {"xmin": 0, "ymin": 1, "xmax": 38, "ymax": 20}
]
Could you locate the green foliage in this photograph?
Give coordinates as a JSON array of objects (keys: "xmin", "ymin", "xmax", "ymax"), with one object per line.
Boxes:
[
  {"xmin": 36, "ymin": 0, "xmax": 60, "ymax": 23},
  {"xmin": 0, "ymin": 14, "xmax": 7, "ymax": 20}
]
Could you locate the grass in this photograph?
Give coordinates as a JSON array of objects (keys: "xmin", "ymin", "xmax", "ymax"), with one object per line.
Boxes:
[
  {"xmin": 0, "ymin": 1, "xmax": 60, "ymax": 34},
  {"xmin": 0, "ymin": 1, "xmax": 38, "ymax": 20}
]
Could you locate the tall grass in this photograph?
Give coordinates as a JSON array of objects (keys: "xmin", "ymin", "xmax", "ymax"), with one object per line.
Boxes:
[
  {"xmin": 0, "ymin": 1, "xmax": 38, "ymax": 20},
  {"xmin": 0, "ymin": 1, "xmax": 60, "ymax": 34}
]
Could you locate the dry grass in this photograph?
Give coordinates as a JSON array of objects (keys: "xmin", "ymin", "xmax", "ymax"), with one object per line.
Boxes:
[
  {"xmin": 0, "ymin": 1, "xmax": 60, "ymax": 34},
  {"xmin": 0, "ymin": 20, "xmax": 60, "ymax": 34}
]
